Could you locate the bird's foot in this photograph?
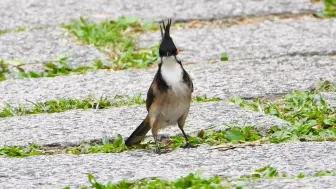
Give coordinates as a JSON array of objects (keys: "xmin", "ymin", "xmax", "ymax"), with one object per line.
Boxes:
[
  {"xmin": 159, "ymin": 134, "xmax": 170, "ymax": 141},
  {"xmin": 153, "ymin": 147, "xmax": 170, "ymax": 155},
  {"xmin": 154, "ymin": 147, "xmax": 161, "ymax": 154}
]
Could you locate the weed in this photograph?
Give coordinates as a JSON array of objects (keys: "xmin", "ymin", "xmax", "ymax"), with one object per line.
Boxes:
[
  {"xmin": 0, "ymin": 58, "xmax": 111, "ymax": 81},
  {"xmin": 194, "ymin": 95, "xmax": 221, "ymax": 102},
  {"xmin": 63, "ymin": 167, "xmax": 336, "ymax": 189},
  {"xmin": 0, "ymin": 126, "xmax": 262, "ymax": 158},
  {"xmin": 0, "ymin": 94, "xmax": 145, "ymax": 118},
  {"xmin": 323, "ymin": 0, "xmax": 336, "ymax": 17},
  {"xmin": 244, "ymin": 165, "xmax": 287, "ymax": 179},
  {"xmin": 66, "ymin": 171, "xmax": 230, "ymax": 189},
  {"xmin": 1, "ymin": 17, "xmax": 161, "ymax": 81},
  {"xmin": 0, "ymin": 94, "xmax": 221, "ymax": 118},
  {"xmin": 67, "ymin": 134, "xmax": 128, "ymax": 154},
  {"xmin": 0, "ymin": 144, "xmax": 43, "ymax": 157},
  {"xmin": 0, "ymin": 26, "xmax": 38, "ymax": 35},
  {"xmin": 62, "ymin": 17, "xmax": 159, "ymax": 70},
  {"xmin": 230, "ymin": 80, "xmax": 336, "ymax": 143},
  {"xmin": 170, "ymin": 126, "xmax": 262, "ymax": 150},
  {"xmin": 315, "ymin": 0, "xmax": 336, "ymax": 17},
  {"xmin": 17, "ymin": 58, "xmax": 110, "ymax": 79},
  {"xmin": 0, "ymin": 60, "xmax": 10, "ymax": 81}
]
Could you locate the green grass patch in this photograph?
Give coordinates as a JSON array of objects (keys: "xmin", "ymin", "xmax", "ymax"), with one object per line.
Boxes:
[
  {"xmin": 0, "ymin": 125, "xmax": 263, "ymax": 158},
  {"xmin": 194, "ymin": 95, "xmax": 221, "ymax": 102},
  {"xmin": 315, "ymin": 0, "xmax": 336, "ymax": 18},
  {"xmin": 63, "ymin": 166, "xmax": 336, "ymax": 189},
  {"xmin": 17, "ymin": 57, "xmax": 105, "ymax": 78},
  {"xmin": 0, "ymin": 135, "xmax": 128, "ymax": 157},
  {"xmin": 1, "ymin": 121, "xmax": 335, "ymax": 158},
  {"xmin": 230, "ymin": 80, "xmax": 336, "ymax": 143},
  {"xmin": 323, "ymin": 0, "xmax": 336, "ymax": 17},
  {"xmin": 1, "ymin": 17, "xmax": 161, "ymax": 81},
  {"xmin": 0, "ymin": 143, "xmax": 43, "ymax": 157},
  {"xmin": 241, "ymin": 165, "xmax": 336, "ymax": 180},
  {"xmin": 0, "ymin": 60, "xmax": 11, "ymax": 81},
  {"xmin": 0, "ymin": 95, "xmax": 219, "ymax": 118},
  {"xmin": 0, "ymin": 26, "xmax": 39, "ymax": 35},
  {"xmin": 0, "ymin": 57, "xmax": 113, "ymax": 81},
  {"xmin": 65, "ymin": 171, "xmax": 235, "ymax": 189},
  {"xmin": 170, "ymin": 126, "xmax": 261, "ymax": 150},
  {"xmin": 2, "ymin": 81, "xmax": 336, "ymax": 158},
  {"xmin": 240, "ymin": 165, "xmax": 287, "ymax": 179},
  {"xmin": 0, "ymin": 94, "xmax": 145, "ymax": 118},
  {"xmin": 62, "ymin": 17, "xmax": 159, "ymax": 70}
]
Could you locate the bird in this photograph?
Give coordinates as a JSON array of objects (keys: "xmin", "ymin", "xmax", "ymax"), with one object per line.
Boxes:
[{"xmin": 124, "ymin": 19, "xmax": 195, "ymax": 154}]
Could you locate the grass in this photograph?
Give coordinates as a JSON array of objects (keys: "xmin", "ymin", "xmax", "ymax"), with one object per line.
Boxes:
[
  {"xmin": 1, "ymin": 80, "xmax": 336, "ymax": 157},
  {"xmin": 63, "ymin": 166, "xmax": 336, "ymax": 189},
  {"xmin": 315, "ymin": 0, "xmax": 336, "ymax": 17},
  {"xmin": 17, "ymin": 57, "xmax": 105, "ymax": 78},
  {"xmin": 230, "ymin": 80, "xmax": 336, "ymax": 143},
  {"xmin": 0, "ymin": 60, "xmax": 11, "ymax": 81},
  {"xmin": 0, "ymin": 144, "xmax": 43, "ymax": 157},
  {"xmin": 170, "ymin": 125, "xmax": 261, "ymax": 150},
  {"xmin": 0, "ymin": 94, "xmax": 145, "ymax": 118},
  {"xmin": 65, "ymin": 171, "xmax": 234, "ymax": 189},
  {"xmin": 323, "ymin": 0, "xmax": 336, "ymax": 17},
  {"xmin": 0, "ymin": 94, "xmax": 219, "ymax": 118},
  {"xmin": 62, "ymin": 17, "xmax": 160, "ymax": 70},
  {"xmin": 0, "ymin": 26, "xmax": 40, "ymax": 35},
  {"xmin": 0, "ymin": 135, "xmax": 128, "ymax": 157},
  {"xmin": 240, "ymin": 165, "xmax": 336, "ymax": 180},
  {"xmin": 0, "ymin": 126, "xmax": 262, "ymax": 158},
  {"xmin": 194, "ymin": 95, "xmax": 221, "ymax": 102},
  {"xmin": 1, "ymin": 17, "xmax": 161, "ymax": 81},
  {"xmin": 0, "ymin": 57, "xmax": 113, "ymax": 81}
]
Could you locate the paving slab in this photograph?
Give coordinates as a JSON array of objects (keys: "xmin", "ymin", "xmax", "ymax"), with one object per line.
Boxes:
[
  {"xmin": 140, "ymin": 18, "xmax": 336, "ymax": 62},
  {"xmin": 0, "ymin": 55, "xmax": 335, "ymax": 109},
  {"xmin": 2, "ymin": 18, "xmax": 335, "ymax": 71},
  {"xmin": 321, "ymin": 92, "xmax": 336, "ymax": 109},
  {"xmin": 0, "ymin": 27, "xmax": 108, "ymax": 70},
  {"xmin": 0, "ymin": 0, "xmax": 323, "ymax": 30},
  {"xmin": 6, "ymin": 18, "xmax": 330, "ymax": 73},
  {"xmin": 0, "ymin": 101, "xmax": 289, "ymax": 147},
  {"xmin": 249, "ymin": 177, "xmax": 336, "ymax": 189},
  {"xmin": 0, "ymin": 142, "xmax": 335, "ymax": 189}
]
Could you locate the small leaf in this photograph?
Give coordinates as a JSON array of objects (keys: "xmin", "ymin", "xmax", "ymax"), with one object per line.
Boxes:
[
  {"xmin": 44, "ymin": 63, "xmax": 58, "ymax": 70},
  {"xmin": 224, "ymin": 129, "xmax": 245, "ymax": 141},
  {"xmin": 113, "ymin": 134, "xmax": 124, "ymax": 147},
  {"xmin": 255, "ymin": 166, "xmax": 269, "ymax": 173},
  {"xmin": 3, "ymin": 59, "xmax": 25, "ymax": 66},
  {"xmin": 220, "ymin": 52, "xmax": 229, "ymax": 61},
  {"xmin": 251, "ymin": 173, "xmax": 261, "ymax": 178}
]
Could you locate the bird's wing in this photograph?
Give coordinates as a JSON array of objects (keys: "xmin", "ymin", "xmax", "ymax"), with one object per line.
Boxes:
[
  {"xmin": 183, "ymin": 69, "xmax": 194, "ymax": 93},
  {"xmin": 146, "ymin": 83, "xmax": 155, "ymax": 111}
]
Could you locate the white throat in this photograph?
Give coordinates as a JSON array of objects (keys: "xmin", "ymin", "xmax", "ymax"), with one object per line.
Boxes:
[{"xmin": 160, "ymin": 56, "xmax": 184, "ymax": 93}]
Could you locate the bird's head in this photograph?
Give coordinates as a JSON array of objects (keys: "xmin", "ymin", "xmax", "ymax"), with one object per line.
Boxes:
[{"xmin": 159, "ymin": 19, "xmax": 179, "ymax": 58}]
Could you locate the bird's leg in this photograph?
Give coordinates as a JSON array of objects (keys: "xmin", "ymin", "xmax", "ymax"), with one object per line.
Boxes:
[
  {"xmin": 153, "ymin": 133, "xmax": 161, "ymax": 154},
  {"xmin": 178, "ymin": 113, "xmax": 197, "ymax": 149},
  {"xmin": 179, "ymin": 127, "xmax": 197, "ymax": 148},
  {"xmin": 151, "ymin": 118, "xmax": 163, "ymax": 154}
]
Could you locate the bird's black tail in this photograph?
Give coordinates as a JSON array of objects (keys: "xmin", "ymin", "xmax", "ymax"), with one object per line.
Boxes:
[{"xmin": 125, "ymin": 115, "xmax": 151, "ymax": 146}]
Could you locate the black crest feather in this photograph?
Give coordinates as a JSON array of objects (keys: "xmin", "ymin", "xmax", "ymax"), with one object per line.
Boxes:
[{"xmin": 159, "ymin": 19, "xmax": 178, "ymax": 57}]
